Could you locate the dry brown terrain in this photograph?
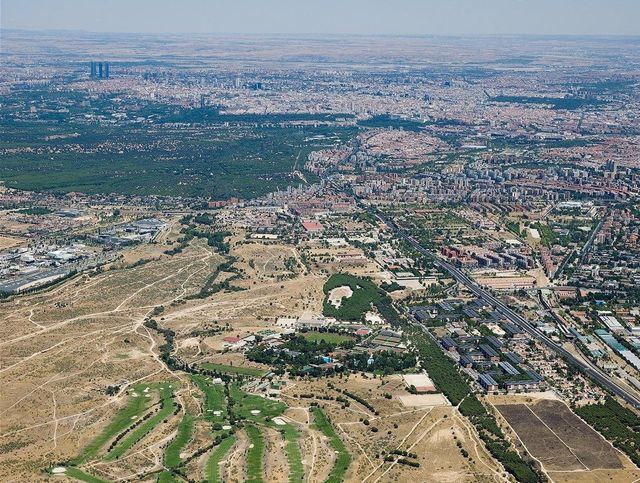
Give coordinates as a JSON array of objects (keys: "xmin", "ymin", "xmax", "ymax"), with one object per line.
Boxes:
[
  {"xmin": 0, "ymin": 235, "xmax": 328, "ymax": 481},
  {"xmin": 5, "ymin": 230, "xmax": 614, "ymax": 483},
  {"xmin": 0, "ymin": 235, "xmax": 24, "ymax": 250},
  {"xmin": 281, "ymin": 374, "xmax": 509, "ymax": 483},
  {"xmin": 0, "ymin": 239, "xmax": 217, "ymax": 481},
  {"xmin": 491, "ymin": 395, "xmax": 640, "ymax": 482}
]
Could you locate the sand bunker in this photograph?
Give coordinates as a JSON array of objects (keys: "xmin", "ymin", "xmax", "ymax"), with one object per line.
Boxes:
[{"xmin": 272, "ymin": 417, "xmax": 286, "ymax": 426}]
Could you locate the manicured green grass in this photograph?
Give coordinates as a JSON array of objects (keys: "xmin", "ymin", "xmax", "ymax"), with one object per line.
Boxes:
[
  {"xmin": 245, "ymin": 425, "xmax": 264, "ymax": 483},
  {"xmin": 206, "ymin": 435, "xmax": 237, "ymax": 483},
  {"xmin": 105, "ymin": 384, "xmax": 175, "ymax": 461},
  {"xmin": 157, "ymin": 471, "xmax": 176, "ymax": 483},
  {"xmin": 301, "ymin": 332, "xmax": 354, "ymax": 345},
  {"xmin": 201, "ymin": 362, "xmax": 267, "ymax": 377},
  {"xmin": 190, "ymin": 374, "xmax": 227, "ymax": 421},
  {"xmin": 165, "ymin": 414, "xmax": 195, "ymax": 468},
  {"xmin": 73, "ymin": 384, "xmax": 150, "ymax": 464},
  {"xmin": 282, "ymin": 425, "xmax": 304, "ymax": 483},
  {"xmin": 229, "ymin": 384, "xmax": 286, "ymax": 421},
  {"xmin": 64, "ymin": 467, "xmax": 107, "ymax": 483},
  {"xmin": 312, "ymin": 408, "xmax": 351, "ymax": 483}
]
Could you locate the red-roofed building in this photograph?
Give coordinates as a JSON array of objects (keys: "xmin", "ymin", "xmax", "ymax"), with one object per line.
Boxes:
[{"xmin": 301, "ymin": 220, "xmax": 324, "ymax": 233}]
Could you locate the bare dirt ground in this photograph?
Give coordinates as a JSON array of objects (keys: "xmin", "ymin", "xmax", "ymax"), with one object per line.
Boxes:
[
  {"xmin": 490, "ymin": 394, "xmax": 640, "ymax": 483},
  {"xmin": 263, "ymin": 426, "xmax": 289, "ymax": 482},
  {"xmin": 221, "ymin": 428, "xmax": 249, "ymax": 483},
  {"xmin": 0, "ymin": 235, "xmax": 24, "ymax": 250},
  {"xmin": 0, "ymin": 239, "xmax": 217, "ymax": 481},
  {"xmin": 0, "ymin": 236, "xmax": 330, "ymax": 481},
  {"xmin": 234, "ymin": 241, "xmax": 304, "ymax": 282},
  {"xmin": 302, "ymin": 426, "xmax": 335, "ymax": 483},
  {"xmin": 281, "ymin": 374, "xmax": 508, "ymax": 483},
  {"xmin": 327, "ymin": 285, "xmax": 353, "ymax": 308}
]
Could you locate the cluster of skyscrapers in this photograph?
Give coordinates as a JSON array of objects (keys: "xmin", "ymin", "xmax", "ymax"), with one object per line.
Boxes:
[{"xmin": 90, "ymin": 61, "xmax": 110, "ymax": 79}]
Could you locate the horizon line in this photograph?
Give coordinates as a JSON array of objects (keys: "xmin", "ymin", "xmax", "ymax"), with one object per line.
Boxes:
[{"xmin": 3, "ymin": 27, "xmax": 640, "ymax": 40}]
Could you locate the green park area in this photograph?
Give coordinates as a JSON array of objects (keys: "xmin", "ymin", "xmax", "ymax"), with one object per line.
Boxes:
[
  {"xmin": 206, "ymin": 435, "xmax": 237, "ymax": 483},
  {"xmin": 301, "ymin": 331, "xmax": 354, "ymax": 345},
  {"xmin": 312, "ymin": 407, "xmax": 351, "ymax": 483},
  {"xmin": 322, "ymin": 273, "xmax": 383, "ymax": 321},
  {"xmin": 164, "ymin": 414, "xmax": 195, "ymax": 468},
  {"xmin": 106, "ymin": 384, "xmax": 175, "ymax": 460},
  {"xmin": 73, "ymin": 383, "xmax": 169, "ymax": 464},
  {"xmin": 245, "ymin": 425, "xmax": 265, "ymax": 483}
]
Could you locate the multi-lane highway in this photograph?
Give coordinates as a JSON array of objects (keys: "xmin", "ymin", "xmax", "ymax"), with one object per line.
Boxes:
[
  {"xmin": 373, "ymin": 209, "xmax": 640, "ymax": 409},
  {"xmin": 579, "ymin": 209, "xmax": 608, "ymax": 264}
]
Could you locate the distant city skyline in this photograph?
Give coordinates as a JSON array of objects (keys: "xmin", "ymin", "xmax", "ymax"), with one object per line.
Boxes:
[{"xmin": 2, "ymin": 0, "xmax": 640, "ymax": 37}]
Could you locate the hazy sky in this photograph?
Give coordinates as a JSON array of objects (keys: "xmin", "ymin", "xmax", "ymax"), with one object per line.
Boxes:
[{"xmin": 2, "ymin": 0, "xmax": 639, "ymax": 36}]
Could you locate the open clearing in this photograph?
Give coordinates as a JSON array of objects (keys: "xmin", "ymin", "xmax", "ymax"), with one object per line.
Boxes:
[
  {"xmin": 281, "ymin": 373, "xmax": 505, "ymax": 482},
  {"xmin": 327, "ymin": 285, "xmax": 353, "ymax": 308},
  {"xmin": 494, "ymin": 399, "xmax": 640, "ymax": 481},
  {"xmin": 496, "ymin": 403, "xmax": 586, "ymax": 471},
  {"xmin": 200, "ymin": 362, "xmax": 268, "ymax": 377},
  {"xmin": 398, "ymin": 394, "xmax": 450, "ymax": 407},
  {"xmin": 300, "ymin": 331, "xmax": 354, "ymax": 345},
  {"xmin": 0, "ymin": 235, "xmax": 24, "ymax": 250}
]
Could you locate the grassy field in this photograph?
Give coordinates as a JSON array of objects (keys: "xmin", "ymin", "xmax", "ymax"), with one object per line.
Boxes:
[
  {"xmin": 312, "ymin": 408, "xmax": 351, "ymax": 483},
  {"xmin": 245, "ymin": 425, "xmax": 264, "ymax": 483},
  {"xmin": 190, "ymin": 374, "xmax": 227, "ymax": 421},
  {"xmin": 201, "ymin": 362, "xmax": 268, "ymax": 377},
  {"xmin": 282, "ymin": 425, "xmax": 304, "ymax": 483},
  {"xmin": 64, "ymin": 467, "xmax": 108, "ymax": 483},
  {"xmin": 206, "ymin": 435, "xmax": 237, "ymax": 483},
  {"xmin": 105, "ymin": 384, "xmax": 175, "ymax": 460},
  {"xmin": 301, "ymin": 332, "xmax": 354, "ymax": 345},
  {"xmin": 230, "ymin": 384, "xmax": 286, "ymax": 421},
  {"xmin": 72, "ymin": 384, "xmax": 151, "ymax": 464},
  {"xmin": 165, "ymin": 414, "xmax": 195, "ymax": 468},
  {"xmin": 157, "ymin": 471, "xmax": 177, "ymax": 483}
]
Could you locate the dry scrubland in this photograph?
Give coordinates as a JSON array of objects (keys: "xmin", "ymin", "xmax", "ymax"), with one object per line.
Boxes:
[
  {"xmin": 0, "ymin": 239, "xmax": 220, "ymax": 481},
  {"xmin": 0, "ymin": 236, "xmax": 329, "ymax": 481},
  {"xmin": 2, "ymin": 233, "xmax": 601, "ymax": 483},
  {"xmin": 281, "ymin": 374, "xmax": 508, "ymax": 483}
]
